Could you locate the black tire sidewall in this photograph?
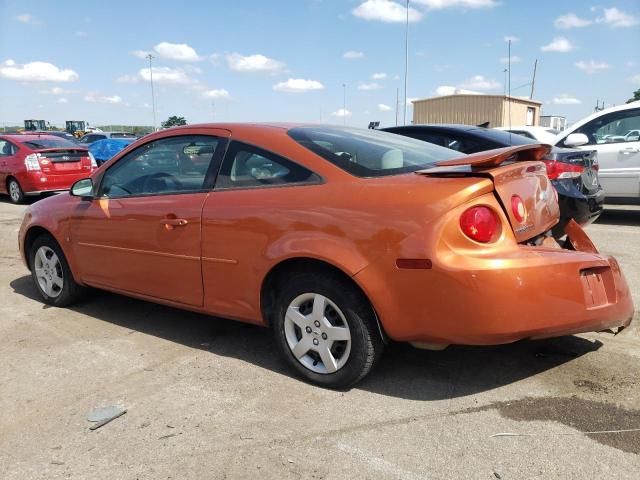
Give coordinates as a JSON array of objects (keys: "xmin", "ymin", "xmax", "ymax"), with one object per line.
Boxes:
[
  {"xmin": 29, "ymin": 235, "xmax": 81, "ymax": 307},
  {"xmin": 273, "ymin": 273, "xmax": 380, "ymax": 389}
]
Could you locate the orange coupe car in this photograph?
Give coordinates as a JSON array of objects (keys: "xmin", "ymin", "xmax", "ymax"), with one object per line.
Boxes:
[{"xmin": 18, "ymin": 124, "xmax": 634, "ymax": 388}]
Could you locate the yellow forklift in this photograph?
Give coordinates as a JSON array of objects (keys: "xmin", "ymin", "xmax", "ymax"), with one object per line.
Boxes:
[{"xmin": 65, "ymin": 120, "xmax": 87, "ymax": 138}]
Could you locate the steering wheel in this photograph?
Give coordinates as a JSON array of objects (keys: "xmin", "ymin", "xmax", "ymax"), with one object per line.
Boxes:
[{"xmin": 142, "ymin": 172, "xmax": 183, "ymax": 193}]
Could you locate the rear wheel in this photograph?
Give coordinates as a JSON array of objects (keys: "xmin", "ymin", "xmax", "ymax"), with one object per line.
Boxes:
[
  {"xmin": 29, "ymin": 235, "xmax": 86, "ymax": 307},
  {"xmin": 273, "ymin": 271, "xmax": 383, "ymax": 389},
  {"xmin": 8, "ymin": 178, "xmax": 25, "ymax": 204}
]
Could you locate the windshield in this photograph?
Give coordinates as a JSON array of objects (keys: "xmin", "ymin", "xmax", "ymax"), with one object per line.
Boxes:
[
  {"xmin": 20, "ymin": 137, "xmax": 84, "ymax": 150},
  {"xmin": 288, "ymin": 126, "xmax": 462, "ymax": 177}
]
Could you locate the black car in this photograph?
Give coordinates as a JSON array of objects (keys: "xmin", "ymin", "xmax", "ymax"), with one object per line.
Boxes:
[{"xmin": 383, "ymin": 125, "xmax": 604, "ymax": 236}]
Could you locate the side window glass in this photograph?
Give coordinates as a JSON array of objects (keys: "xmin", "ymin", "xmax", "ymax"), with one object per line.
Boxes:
[
  {"xmin": 576, "ymin": 109, "xmax": 640, "ymax": 145},
  {"xmin": 216, "ymin": 142, "xmax": 320, "ymax": 189},
  {"xmin": 0, "ymin": 140, "xmax": 12, "ymax": 156},
  {"xmin": 99, "ymin": 135, "xmax": 219, "ymax": 198}
]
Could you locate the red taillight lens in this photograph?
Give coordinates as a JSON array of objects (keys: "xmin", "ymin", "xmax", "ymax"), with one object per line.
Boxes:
[
  {"xmin": 541, "ymin": 159, "xmax": 584, "ymax": 180},
  {"xmin": 460, "ymin": 206, "xmax": 499, "ymax": 243},
  {"xmin": 511, "ymin": 195, "xmax": 526, "ymax": 222}
]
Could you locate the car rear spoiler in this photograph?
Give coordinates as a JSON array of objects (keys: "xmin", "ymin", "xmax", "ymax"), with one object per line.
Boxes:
[{"xmin": 418, "ymin": 144, "xmax": 551, "ymax": 175}]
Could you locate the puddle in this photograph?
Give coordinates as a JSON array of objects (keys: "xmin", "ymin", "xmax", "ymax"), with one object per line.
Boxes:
[{"xmin": 464, "ymin": 396, "xmax": 640, "ymax": 454}]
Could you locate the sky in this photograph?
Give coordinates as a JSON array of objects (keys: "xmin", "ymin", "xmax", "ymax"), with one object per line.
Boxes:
[{"xmin": 1, "ymin": 0, "xmax": 639, "ymax": 129}]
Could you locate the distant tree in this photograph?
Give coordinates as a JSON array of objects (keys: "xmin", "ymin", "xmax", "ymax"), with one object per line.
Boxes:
[
  {"xmin": 627, "ymin": 89, "xmax": 640, "ymax": 104},
  {"xmin": 161, "ymin": 116, "xmax": 187, "ymax": 128}
]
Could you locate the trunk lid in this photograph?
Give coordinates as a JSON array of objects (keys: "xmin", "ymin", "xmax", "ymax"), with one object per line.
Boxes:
[
  {"xmin": 34, "ymin": 148, "xmax": 92, "ymax": 175},
  {"xmin": 418, "ymin": 144, "xmax": 560, "ymax": 243}
]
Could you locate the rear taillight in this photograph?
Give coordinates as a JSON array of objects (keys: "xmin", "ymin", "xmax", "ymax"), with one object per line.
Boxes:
[
  {"xmin": 460, "ymin": 206, "xmax": 499, "ymax": 243},
  {"xmin": 511, "ymin": 195, "xmax": 526, "ymax": 223},
  {"xmin": 541, "ymin": 159, "xmax": 584, "ymax": 180},
  {"xmin": 24, "ymin": 153, "xmax": 41, "ymax": 171},
  {"xmin": 88, "ymin": 152, "xmax": 98, "ymax": 168}
]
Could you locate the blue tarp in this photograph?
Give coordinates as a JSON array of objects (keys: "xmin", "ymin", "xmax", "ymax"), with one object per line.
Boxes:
[{"xmin": 89, "ymin": 138, "xmax": 135, "ymax": 165}]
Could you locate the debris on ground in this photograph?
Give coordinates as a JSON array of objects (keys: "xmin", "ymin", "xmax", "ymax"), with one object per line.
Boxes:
[{"xmin": 87, "ymin": 406, "xmax": 127, "ymax": 431}]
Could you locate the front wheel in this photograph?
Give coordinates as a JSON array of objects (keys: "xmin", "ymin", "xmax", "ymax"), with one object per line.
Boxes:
[
  {"xmin": 29, "ymin": 235, "xmax": 86, "ymax": 307},
  {"xmin": 273, "ymin": 272, "xmax": 383, "ymax": 389},
  {"xmin": 8, "ymin": 178, "xmax": 25, "ymax": 204}
]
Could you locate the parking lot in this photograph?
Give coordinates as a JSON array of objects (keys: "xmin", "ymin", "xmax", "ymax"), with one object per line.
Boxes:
[{"xmin": 0, "ymin": 198, "xmax": 638, "ymax": 479}]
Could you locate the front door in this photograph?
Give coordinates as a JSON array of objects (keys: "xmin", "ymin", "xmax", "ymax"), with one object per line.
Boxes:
[{"xmin": 70, "ymin": 133, "xmax": 227, "ymax": 306}]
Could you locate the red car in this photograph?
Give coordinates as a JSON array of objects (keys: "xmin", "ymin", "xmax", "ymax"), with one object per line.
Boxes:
[{"xmin": 0, "ymin": 134, "xmax": 97, "ymax": 204}]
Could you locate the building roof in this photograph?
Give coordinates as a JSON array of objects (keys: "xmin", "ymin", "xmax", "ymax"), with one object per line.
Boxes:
[{"xmin": 412, "ymin": 94, "xmax": 543, "ymax": 105}]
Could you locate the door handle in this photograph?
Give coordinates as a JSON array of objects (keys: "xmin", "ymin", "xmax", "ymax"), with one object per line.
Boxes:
[
  {"xmin": 621, "ymin": 147, "xmax": 639, "ymax": 154},
  {"xmin": 160, "ymin": 218, "xmax": 188, "ymax": 230}
]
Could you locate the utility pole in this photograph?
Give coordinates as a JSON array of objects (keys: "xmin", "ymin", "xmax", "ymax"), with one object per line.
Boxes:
[
  {"xmin": 395, "ymin": 87, "xmax": 399, "ymax": 126},
  {"xmin": 507, "ymin": 39, "xmax": 512, "ymax": 128},
  {"xmin": 403, "ymin": 0, "xmax": 409, "ymax": 125},
  {"xmin": 529, "ymin": 59, "xmax": 538, "ymax": 99},
  {"xmin": 342, "ymin": 83, "xmax": 347, "ymax": 125},
  {"xmin": 146, "ymin": 54, "xmax": 157, "ymax": 131}
]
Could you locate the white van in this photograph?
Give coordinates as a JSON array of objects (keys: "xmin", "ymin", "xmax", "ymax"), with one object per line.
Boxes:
[{"xmin": 554, "ymin": 101, "xmax": 640, "ymax": 199}]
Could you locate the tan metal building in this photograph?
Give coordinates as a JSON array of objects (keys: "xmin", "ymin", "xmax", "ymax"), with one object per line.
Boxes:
[{"xmin": 412, "ymin": 94, "xmax": 542, "ymax": 128}]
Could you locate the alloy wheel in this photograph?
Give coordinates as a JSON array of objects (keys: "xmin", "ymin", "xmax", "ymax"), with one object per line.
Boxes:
[
  {"xmin": 33, "ymin": 246, "xmax": 64, "ymax": 298},
  {"xmin": 9, "ymin": 180, "xmax": 21, "ymax": 203}
]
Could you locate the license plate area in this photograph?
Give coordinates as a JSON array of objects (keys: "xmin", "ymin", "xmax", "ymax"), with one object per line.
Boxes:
[{"xmin": 580, "ymin": 266, "xmax": 615, "ymax": 308}]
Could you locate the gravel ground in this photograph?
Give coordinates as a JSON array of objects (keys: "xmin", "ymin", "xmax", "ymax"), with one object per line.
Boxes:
[{"xmin": 0, "ymin": 198, "xmax": 638, "ymax": 479}]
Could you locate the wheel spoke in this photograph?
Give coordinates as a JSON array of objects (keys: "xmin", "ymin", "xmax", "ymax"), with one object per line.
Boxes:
[
  {"xmin": 48, "ymin": 252, "xmax": 60, "ymax": 269},
  {"xmin": 34, "ymin": 266, "xmax": 45, "ymax": 278},
  {"xmin": 318, "ymin": 345, "xmax": 338, "ymax": 373},
  {"xmin": 311, "ymin": 294, "xmax": 327, "ymax": 321},
  {"xmin": 52, "ymin": 274, "xmax": 63, "ymax": 289},
  {"xmin": 291, "ymin": 337, "xmax": 313, "ymax": 359},
  {"xmin": 325, "ymin": 325, "xmax": 350, "ymax": 342},
  {"xmin": 37, "ymin": 248, "xmax": 48, "ymax": 267},
  {"xmin": 44, "ymin": 277, "xmax": 54, "ymax": 296},
  {"xmin": 286, "ymin": 306, "xmax": 309, "ymax": 329}
]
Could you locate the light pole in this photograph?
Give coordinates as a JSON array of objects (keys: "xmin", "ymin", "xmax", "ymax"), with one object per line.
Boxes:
[
  {"xmin": 403, "ymin": 0, "xmax": 409, "ymax": 125},
  {"xmin": 146, "ymin": 54, "xmax": 157, "ymax": 131},
  {"xmin": 342, "ymin": 83, "xmax": 347, "ymax": 125}
]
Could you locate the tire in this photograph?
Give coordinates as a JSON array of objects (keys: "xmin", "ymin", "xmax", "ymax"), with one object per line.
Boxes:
[
  {"xmin": 8, "ymin": 178, "xmax": 25, "ymax": 204},
  {"xmin": 29, "ymin": 234, "xmax": 86, "ymax": 307},
  {"xmin": 273, "ymin": 271, "xmax": 384, "ymax": 389}
]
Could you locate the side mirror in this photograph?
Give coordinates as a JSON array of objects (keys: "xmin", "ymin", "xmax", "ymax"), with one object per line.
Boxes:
[
  {"xmin": 563, "ymin": 133, "xmax": 589, "ymax": 148},
  {"xmin": 70, "ymin": 178, "xmax": 94, "ymax": 199}
]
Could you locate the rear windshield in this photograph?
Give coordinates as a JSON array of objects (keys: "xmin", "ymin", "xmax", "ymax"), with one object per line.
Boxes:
[
  {"xmin": 288, "ymin": 126, "xmax": 462, "ymax": 177},
  {"xmin": 19, "ymin": 137, "xmax": 83, "ymax": 150},
  {"xmin": 466, "ymin": 128, "xmax": 536, "ymax": 146}
]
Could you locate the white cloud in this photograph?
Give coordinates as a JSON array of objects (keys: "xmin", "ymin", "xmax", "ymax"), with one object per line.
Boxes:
[
  {"xmin": 551, "ymin": 94, "xmax": 581, "ymax": 105},
  {"xmin": 273, "ymin": 78, "xmax": 324, "ymax": 93},
  {"xmin": 201, "ymin": 89, "xmax": 230, "ymax": 99},
  {"xmin": 57, "ymin": 98, "xmax": 69, "ymax": 104},
  {"xmin": 436, "ymin": 85, "xmax": 483, "ymax": 95},
  {"xmin": 352, "ymin": 0, "xmax": 423, "ymax": 23},
  {"xmin": 0, "ymin": 59, "xmax": 78, "ymax": 82},
  {"xmin": 39, "ymin": 86, "xmax": 71, "ymax": 95},
  {"xmin": 540, "ymin": 36, "xmax": 575, "ymax": 52},
  {"xmin": 343, "ymin": 51, "xmax": 364, "ymax": 59},
  {"xmin": 226, "ymin": 53, "xmax": 285, "ymax": 73},
  {"xmin": 631, "ymin": 74, "xmax": 640, "ymax": 86},
  {"xmin": 377, "ymin": 103, "xmax": 393, "ymax": 112},
  {"xmin": 413, "ymin": 0, "xmax": 498, "ymax": 9},
  {"xmin": 153, "ymin": 42, "xmax": 202, "ymax": 62},
  {"xmin": 406, "ymin": 97, "xmax": 419, "ymax": 106},
  {"xmin": 116, "ymin": 74, "xmax": 139, "ymax": 84},
  {"xmin": 504, "ymin": 35, "xmax": 519, "ymax": 43},
  {"xmin": 331, "ymin": 108, "xmax": 352, "ymax": 118},
  {"xmin": 554, "ymin": 13, "xmax": 592, "ymax": 29},
  {"xmin": 372, "ymin": 72, "xmax": 388, "ymax": 80},
  {"xmin": 84, "ymin": 93, "xmax": 123, "ymax": 104},
  {"xmin": 75, "ymin": 31, "xmax": 87, "ymax": 37},
  {"xmin": 596, "ymin": 7, "xmax": 638, "ymax": 27},
  {"xmin": 358, "ymin": 82, "xmax": 381, "ymax": 91},
  {"xmin": 16, "ymin": 13, "xmax": 41, "ymax": 24},
  {"xmin": 575, "ymin": 60, "xmax": 611, "ymax": 74},
  {"xmin": 139, "ymin": 67, "xmax": 193, "ymax": 84},
  {"xmin": 131, "ymin": 50, "xmax": 152, "ymax": 59},
  {"xmin": 459, "ymin": 75, "xmax": 501, "ymax": 91},
  {"xmin": 499, "ymin": 55, "xmax": 521, "ymax": 64}
]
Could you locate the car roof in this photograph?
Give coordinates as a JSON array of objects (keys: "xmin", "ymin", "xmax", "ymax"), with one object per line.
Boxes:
[
  {"xmin": 385, "ymin": 124, "xmax": 480, "ymax": 132},
  {"xmin": 0, "ymin": 133, "xmax": 64, "ymax": 141}
]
